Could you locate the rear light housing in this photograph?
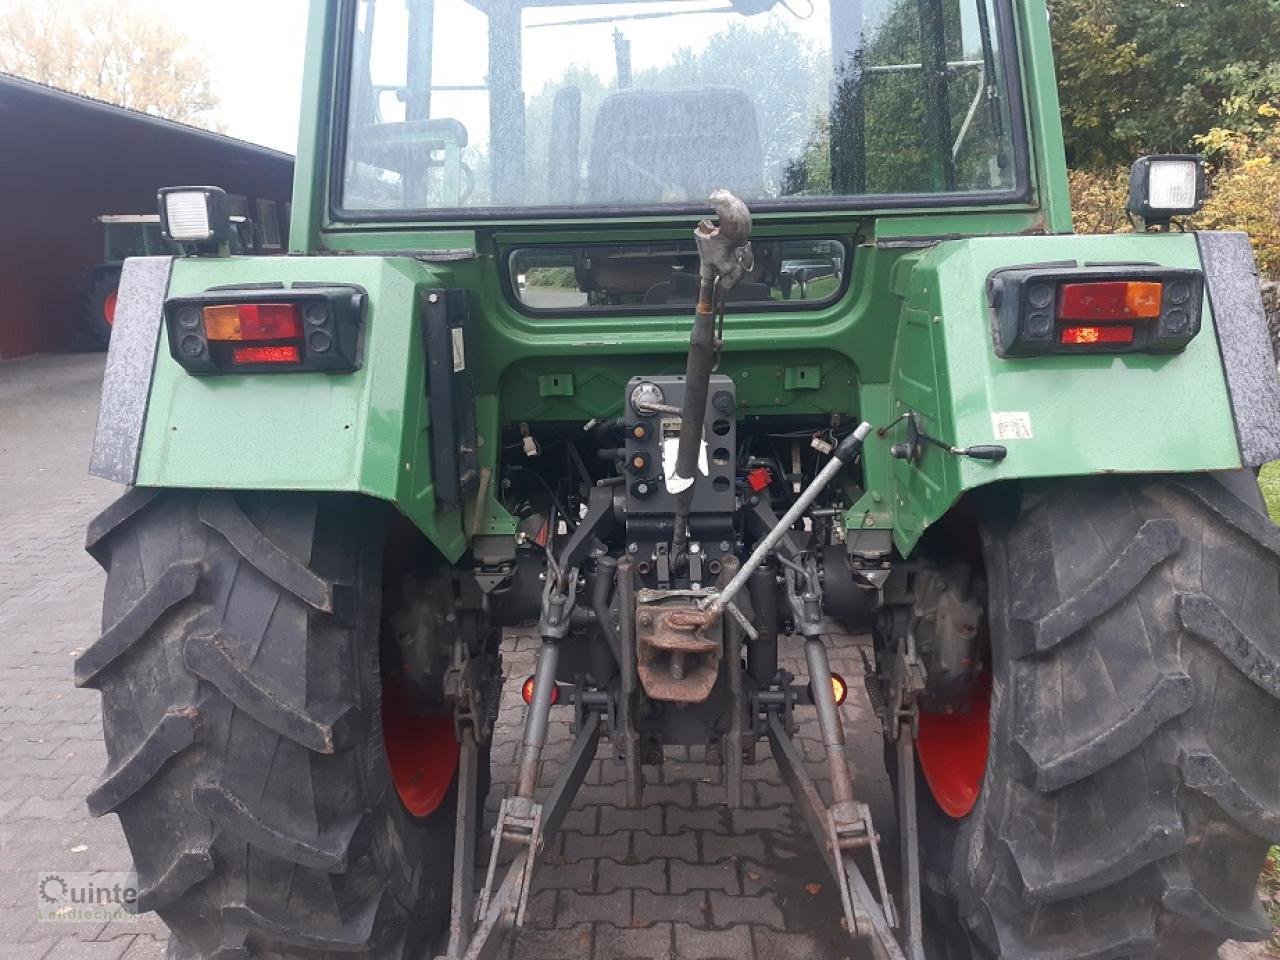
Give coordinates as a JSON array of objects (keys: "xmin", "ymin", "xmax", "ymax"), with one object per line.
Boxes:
[
  {"xmin": 164, "ymin": 285, "xmax": 365, "ymax": 375},
  {"xmin": 987, "ymin": 265, "xmax": 1203, "ymax": 358}
]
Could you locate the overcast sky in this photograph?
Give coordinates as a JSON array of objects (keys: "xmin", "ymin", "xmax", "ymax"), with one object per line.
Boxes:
[{"xmin": 166, "ymin": 0, "xmax": 309, "ymax": 153}]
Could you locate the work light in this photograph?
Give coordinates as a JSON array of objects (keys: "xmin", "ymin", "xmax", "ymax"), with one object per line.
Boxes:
[
  {"xmin": 157, "ymin": 186, "xmax": 233, "ymax": 245},
  {"xmin": 1126, "ymin": 155, "xmax": 1206, "ymax": 229}
]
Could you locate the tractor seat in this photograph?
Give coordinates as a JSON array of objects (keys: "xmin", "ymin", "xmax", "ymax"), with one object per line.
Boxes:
[{"xmin": 587, "ymin": 88, "xmax": 764, "ymax": 204}]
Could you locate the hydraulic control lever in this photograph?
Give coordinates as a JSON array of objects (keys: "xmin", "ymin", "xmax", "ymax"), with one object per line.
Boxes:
[
  {"xmin": 882, "ymin": 410, "xmax": 1007, "ymax": 463},
  {"xmin": 701, "ymin": 422, "xmax": 873, "ymax": 622},
  {"xmin": 670, "ymin": 189, "xmax": 754, "ymax": 566}
]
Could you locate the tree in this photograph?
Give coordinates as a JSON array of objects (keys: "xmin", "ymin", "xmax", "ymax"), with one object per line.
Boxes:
[
  {"xmin": 0, "ymin": 0, "xmax": 219, "ymax": 128},
  {"xmin": 1048, "ymin": 0, "xmax": 1280, "ymax": 167}
]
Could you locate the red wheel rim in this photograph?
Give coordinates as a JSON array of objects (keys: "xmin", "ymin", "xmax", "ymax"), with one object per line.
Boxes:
[
  {"xmin": 916, "ymin": 675, "xmax": 991, "ymax": 819},
  {"xmin": 104, "ymin": 290, "xmax": 118, "ymax": 327},
  {"xmin": 381, "ymin": 681, "xmax": 459, "ymax": 818}
]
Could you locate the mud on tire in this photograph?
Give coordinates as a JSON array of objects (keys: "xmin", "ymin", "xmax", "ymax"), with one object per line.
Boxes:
[
  {"xmin": 946, "ymin": 474, "xmax": 1280, "ymax": 960},
  {"xmin": 78, "ymin": 489, "xmax": 465, "ymax": 960}
]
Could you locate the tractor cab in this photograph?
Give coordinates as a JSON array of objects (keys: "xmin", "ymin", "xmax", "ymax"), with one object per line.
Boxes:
[{"xmin": 340, "ymin": 0, "xmax": 1020, "ymax": 217}]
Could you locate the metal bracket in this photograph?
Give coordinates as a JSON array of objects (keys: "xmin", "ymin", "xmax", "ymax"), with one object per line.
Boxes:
[
  {"xmin": 444, "ymin": 638, "xmax": 501, "ymax": 745},
  {"xmin": 881, "ymin": 409, "xmax": 1007, "ymax": 464},
  {"xmin": 445, "ymin": 714, "xmax": 603, "ymax": 960},
  {"xmin": 538, "ymin": 565, "xmax": 579, "ymax": 639},
  {"xmin": 895, "ymin": 723, "xmax": 926, "ymax": 960},
  {"xmin": 766, "ymin": 713, "xmax": 905, "ymax": 960}
]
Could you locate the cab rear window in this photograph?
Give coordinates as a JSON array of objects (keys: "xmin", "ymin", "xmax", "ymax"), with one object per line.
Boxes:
[{"xmin": 506, "ymin": 238, "xmax": 849, "ymax": 315}]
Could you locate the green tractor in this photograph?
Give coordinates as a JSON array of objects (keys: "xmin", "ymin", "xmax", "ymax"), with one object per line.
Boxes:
[{"xmin": 82, "ymin": 1, "xmax": 1280, "ymax": 958}]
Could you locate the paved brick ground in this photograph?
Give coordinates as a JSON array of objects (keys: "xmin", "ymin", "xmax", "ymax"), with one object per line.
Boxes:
[{"xmin": 0, "ymin": 354, "xmax": 164, "ymax": 960}]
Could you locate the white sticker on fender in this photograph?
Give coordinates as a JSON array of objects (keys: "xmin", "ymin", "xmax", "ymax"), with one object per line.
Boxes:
[{"xmin": 991, "ymin": 412, "xmax": 1033, "ymax": 440}]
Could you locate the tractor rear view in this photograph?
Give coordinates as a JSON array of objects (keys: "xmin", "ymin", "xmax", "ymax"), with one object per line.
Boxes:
[{"xmin": 82, "ymin": 1, "xmax": 1280, "ymax": 958}]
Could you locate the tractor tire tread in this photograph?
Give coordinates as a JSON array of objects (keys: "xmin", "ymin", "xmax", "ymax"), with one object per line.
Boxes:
[
  {"xmin": 196, "ymin": 492, "xmax": 337, "ymax": 612},
  {"xmin": 86, "ymin": 707, "xmax": 199, "ymax": 816},
  {"xmin": 184, "ymin": 630, "xmax": 354, "ymax": 753},
  {"xmin": 75, "ymin": 559, "xmax": 202, "ymax": 687},
  {"xmin": 952, "ymin": 474, "xmax": 1280, "ymax": 960},
  {"xmin": 85, "ymin": 490, "xmax": 452, "ymax": 960}
]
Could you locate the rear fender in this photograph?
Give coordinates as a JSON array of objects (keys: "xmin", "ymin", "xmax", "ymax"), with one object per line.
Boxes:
[
  {"xmin": 882, "ymin": 231, "xmax": 1280, "ymax": 554},
  {"xmin": 90, "ymin": 254, "xmax": 503, "ymax": 563}
]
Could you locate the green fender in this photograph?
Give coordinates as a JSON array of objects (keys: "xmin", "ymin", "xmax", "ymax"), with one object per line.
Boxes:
[
  {"xmin": 136, "ymin": 254, "xmax": 513, "ymax": 563},
  {"xmin": 874, "ymin": 232, "xmax": 1244, "ymax": 554}
]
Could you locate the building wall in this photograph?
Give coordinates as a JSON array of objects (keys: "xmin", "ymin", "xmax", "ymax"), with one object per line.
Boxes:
[{"xmin": 0, "ymin": 76, "xmax": 294, "ymax": 359}]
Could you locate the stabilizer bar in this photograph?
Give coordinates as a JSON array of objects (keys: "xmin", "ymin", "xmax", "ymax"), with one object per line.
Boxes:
[
  {"xmin": 440, "ymin": 713, "xmax": 603, "ymax": 960},
  {"xmin": 766, "ymin": 714, "xmax": 905, "ymax": 960}
]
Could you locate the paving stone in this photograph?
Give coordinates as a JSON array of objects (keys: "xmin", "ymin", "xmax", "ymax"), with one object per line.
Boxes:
[
  {"xmin": 593, "ymin": 923, "xmax": 673, "ymax": 959},
  {"xmin": 41, "ymin": 939, "xmax": 131, "ymax": 960},
  {"xmin": 561, "ymin": 804, "xmax": 602, "ymax": 835},
  {"xmin": 692, "ymin": 781, "xmax": 728, "ymax": 806},
  {"xmin": 0, "ymin": 940, "xmax": 57, "ymax": 960},
  {"xmin": 523, "ymin": 889, "xmax": 558, "ymax": 930},
  {"xmin": 669, "ymin": 860, "xmax": 739, "ymax": 896},
  {"xmin": 597, "ymin": 859, "xmax": 665, "ymax": 895},
  {"xmin": 117, "ymin": 938, "xmax": 164, "ymax": 960},
  {"xmin": 632, "ymin": 890, "xmax": 709, "ymax": 926},
  {"xmin": 708, "ymin": 892, "xmax": 784, "ymax": 931},
  {"xmin": 748, "ymin": 782, "xmax": 795, "ymax": 808},
  {"xmin": 664, "ymin": 807, "xmax": 730, "ymax": 835},
  {"xmin": 555, "ymin": 890, "xmax": 631, "ymax": 927},
  {"xmin": 640, "ymin": 783, "xmax": 694, "ymax": 806},
  {"xmin": 730, "ymin": 807, "xmax": 798, "ymax": 834},
  {"xmin": 672, "ymin": 923, "xmax": 753, "ymax": 960},
  {"xmin": 749, "ymin": 926, "xmax": 833, "ymax": 960},
  {"xmin": 529, "ymin": 858, "xmax": 596, "ymax": 893},
  {"xmin": 600, "ymin": 805, "xmax": 662, "ymax": 835},
  {"xmin": 512, "ymin": 923, "xmax": 593, "ymax": 959},
  {"xmin": 701, "ymin": 831, "xmax": 768, "ymax": 864},
  {"xmin": 632, "ymin": 831, "xmax": 697, "ymax": 862},
  {"xmin": 563, "ymin": 829, "xmax": 630, "ymax": 863}
]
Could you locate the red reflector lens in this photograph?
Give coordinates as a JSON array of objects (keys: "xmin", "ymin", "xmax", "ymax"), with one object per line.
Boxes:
[
  {"xmin": 233, "ymin": 344, "xmax": 301, "ymax": 364},
  {"xmin": 1059, "ymin": 325, "xmax": 1135, "ymax": 346},
  {"xmin": 746, "ymin": 467, "xmax": 772, "ymax": 493},
  {"xmin": 1057, "ymin": 282, "xmax": 1163, "ymax": 321},
  {"xmin": 521, "ymin": 676, "xmax": 559, "ymax": 706},
  {"xmin": 204, "ymin": 303, "xmax": 303, "ymax": 341}
]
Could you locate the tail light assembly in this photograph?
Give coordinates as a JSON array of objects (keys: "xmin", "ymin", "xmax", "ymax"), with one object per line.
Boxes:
[
  {"xmin": 164, "ymin": 286, "xmax": 365, "ymax": 375},
  {"xmin": 987, "ymin": 265, "xmax": 1203, "ymax": 359}
]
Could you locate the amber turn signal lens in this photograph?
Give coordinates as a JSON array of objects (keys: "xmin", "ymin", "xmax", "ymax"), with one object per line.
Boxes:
[
  {"xmin": 204, "ymin": 303, "xmax": 303, "ymax": 341},
  {"xmin": 1057, "ymin": 281, "xmax": 1163, "ymax": 321}
]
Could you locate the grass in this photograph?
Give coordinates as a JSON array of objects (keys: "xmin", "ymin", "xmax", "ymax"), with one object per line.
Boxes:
[
  {"xmin": 1264, "ymin": 846, "xmax": 1280, "ymax": 954},
  {"xmin": 1261, "ymin": 461, "xmax": 1280, "ymax": 522}
]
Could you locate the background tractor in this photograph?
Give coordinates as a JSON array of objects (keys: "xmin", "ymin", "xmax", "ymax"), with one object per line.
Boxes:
[
  {"xmin": 79, "ymin": 197, "xmax": 287, "ymax": 349},
  {"xmin": 82, "ymin": 1, "xmax": 1280, "ymax": 958}
]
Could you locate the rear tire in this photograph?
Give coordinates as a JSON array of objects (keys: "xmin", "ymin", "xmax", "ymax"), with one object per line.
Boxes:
[
  {"xmin": 930, "ymin": 474, "xmax": 1280, "ymax": 959},
  {"xmin": 79, "ymin": 489, "xmax": 480, "ymax": 960}
]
